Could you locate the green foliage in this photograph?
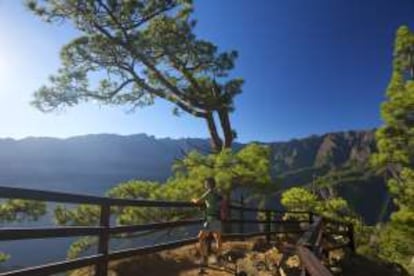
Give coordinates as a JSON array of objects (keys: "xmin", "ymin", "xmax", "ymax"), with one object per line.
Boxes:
[
  {"xmin": 0, "ymin": 252, "xmax": 9, "ymax": 263},
  {"xmin": 358, "ymin": 223, "xmax": 414, "ymax": 275},
  {"xmin": 355, "ymin": 225, "xmax": 379, "ymax": 256},
  {"xmin": 281, "ymin": 187, "xmax": 318, "ymax": 212},
  {"xmin": 393, "ymin": 26, "xmax": 414, "ymax": 76},
  {"xmin": 109, "ymin": 180, "xmax": 194, "ymax": 225},
  {"xmin": 173, "ymin": 144, "xmax": 273, "ymax": 194},
  {"xmin": 370, "ymin": 25, "xmax": 414, "ymax": 271},
  {"xmin": 371, "ymin": 26, "xmax": 414, "ymax": 170},
  {"xmin": 280, "ymin": 186, "xmax": 357, "ymax": 223},
  {"xmin": 54, "ymin": 204, "xmax": 100, "ymax": 226},
  {"xmin": 281, "ymin": 186, "xmax": 374, "ymax": 255},
  {"xmin": 0, "ymin": 199, "xmax": 46, "ymax": 223},
  {"xmin": 67, "ymin": 237, "xmax": 97, "ymax": 260},
  {"xmin": 0, "ymin": 199, "xmax": 46, "ymax": 263},
  {"xmin": 314, "ymin": 197, "xmax": 349, "ymax": 218},
  {"xmin": 378, "ymin": 224, "xmax": 414, "ymax": 274}
]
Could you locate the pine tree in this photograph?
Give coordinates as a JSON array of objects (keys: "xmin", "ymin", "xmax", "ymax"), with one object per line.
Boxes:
[
  {"xmin": 0, "ymin": 199, "xmax": 46, "ymax": 262},
  {"xmin": 371, "ymin": 25, "xmax": 414, "ymax": 272},
  {"xmin": 26, "ymin": 0, "xmax": 243, "ymax": 152}
]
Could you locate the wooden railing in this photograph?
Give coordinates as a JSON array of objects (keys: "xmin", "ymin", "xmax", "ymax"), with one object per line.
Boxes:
[
  {"xmin": 0, "ymin": 186, "xmax": 354, "ymax": 276},
  {"xmin": 296, "ymin": 216, "xmax": 355, "ymax": 276},
  {"xmin": 228, "ymin": 200, "xmax": 355, "ymax": 275}
]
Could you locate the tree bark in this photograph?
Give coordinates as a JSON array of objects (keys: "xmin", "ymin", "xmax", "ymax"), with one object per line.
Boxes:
[
  {"xmin": 218, "ymin": 108, "xmax": 233, "ymax": 149},
  {"xmin": 205, "ymin": 113, "xmax": 223, "ymax": 153}
]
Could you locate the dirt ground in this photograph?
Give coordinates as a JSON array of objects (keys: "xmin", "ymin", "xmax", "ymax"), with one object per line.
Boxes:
[
  {"xmin": 71, "ymin": 239, "xmax": 290, "ymax": 276},
  {"xmin": 70, "ymin": 237, "xmax": 404, "ymax": 276},
  {"xmin": 110, "ymin": 241, "xmax": 255, "ymax": 276}
]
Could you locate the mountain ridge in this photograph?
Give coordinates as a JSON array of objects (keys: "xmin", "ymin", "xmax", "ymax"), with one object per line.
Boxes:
[
  {"xmin": 0, "ymin": 129, "xmax": 376, "ymax": 180},
  {"xmin": 0, "ymin": 128, "xmax": 386, "ymax": 224},
  {"xmin": 0, "ymin": 127, "xmax": 375, "ymax": 143}
]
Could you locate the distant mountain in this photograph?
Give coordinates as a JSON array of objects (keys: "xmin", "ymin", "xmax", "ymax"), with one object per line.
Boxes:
[
  {"xmin": 271, "ymin": 130, "xmax": 376, "ymax": 173},
  {"xmin": 268, "ymin": 130, "xmax": 389, "ymax": 224},
  {"xmin": 269, "ymin": 130, "xmax": 378, "ymax": 188},
  {"xmin": 0, "ymin": 129, "xmax": 388, "ymax": 224},
  {"xmin": 0, "ymin": 134, "xmax": 212, "ymax": 192}
]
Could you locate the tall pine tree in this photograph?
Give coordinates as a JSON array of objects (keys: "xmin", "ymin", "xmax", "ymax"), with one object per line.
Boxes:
[
  {"xmin": 27, "ymin": 0, "xmax": 242, "ymax": 152},
  {"xmin": 371, "ymin": 26, "xmax": 414, "ymax": 272}
]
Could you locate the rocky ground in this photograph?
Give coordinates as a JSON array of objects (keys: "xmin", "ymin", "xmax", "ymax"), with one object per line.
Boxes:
[
  {"xmin": 70, "ymin": 237, "xmax": 303, "ymax": 276},
  {"xmin": 70, "ymin": 237, "xmax": 405, "ymax": 276}
]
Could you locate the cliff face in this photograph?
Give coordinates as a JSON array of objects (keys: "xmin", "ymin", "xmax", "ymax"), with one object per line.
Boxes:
[
  {"xmin": 268, "ymin": 130, "xmax": 387, "ymax": 224},
  {"xmin": 270, "ymin": 130, "xmax": 376, "ymax": 173}
]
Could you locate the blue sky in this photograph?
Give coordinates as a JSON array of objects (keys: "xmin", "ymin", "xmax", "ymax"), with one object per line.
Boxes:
[{"xmin": 0, "ymin": 0, "xmax": 413, "ymax": 143}]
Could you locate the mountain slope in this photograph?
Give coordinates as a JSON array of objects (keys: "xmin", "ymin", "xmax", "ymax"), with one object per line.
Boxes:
[{"xmin": 0, "ymin": 129, "xmax": 387, "ymax": 224}]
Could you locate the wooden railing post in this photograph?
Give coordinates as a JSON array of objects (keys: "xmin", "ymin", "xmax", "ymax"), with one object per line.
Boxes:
[
  {"xmin": 96, "ymin": 203, "xmax": 110, "ymax": 276},
  {"xmin": 309, "ymin": 212, "xmax": 314, "ymax": 224},
  {"xmin": 265, "ymin": 210, "xmax": 271, "ymax": 244},
  {"xmin": 239, "ymin": 195, "xmax": 245, "ymax": 240},
  {"xmin": 314, "ymin": 220, "xmax": 324, "ymax": 258},
  {"xmin": 348, "ymin": 223, "xmax": 355, "ymax": 252},
  {"xmin": 221, "ymin": 195, "xmax": 231, "ymax": 234}
]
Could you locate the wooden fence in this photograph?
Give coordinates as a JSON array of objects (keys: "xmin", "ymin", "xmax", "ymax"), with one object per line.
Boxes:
[{"xmin": 0, "ymin": 186, "xmax": 354, "ymax": 276}]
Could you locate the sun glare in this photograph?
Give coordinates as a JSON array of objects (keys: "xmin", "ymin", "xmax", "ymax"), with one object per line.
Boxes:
[
  {"xmin": 0, "ymin": 39, "xmax": 21, "ymax": 86},
  {"xmin": 0, "ymin": 56, "xmax": 13, "ymax": 87},
  {"xmin": 0, "ymin": 33, "xmax": 12, "ymax": 83}
]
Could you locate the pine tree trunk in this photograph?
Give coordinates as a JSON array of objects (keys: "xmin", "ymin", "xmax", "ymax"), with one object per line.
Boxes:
[
  {"xmin": 205, "ymin": 112, "xmax": 223, "ymax": 153},
  {"xmin": 218, "ymin": 108, "xmax": 233, "ymax": 149}
]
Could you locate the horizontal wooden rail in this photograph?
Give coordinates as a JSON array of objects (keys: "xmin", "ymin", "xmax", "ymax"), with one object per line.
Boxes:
[
  {"xmin": 0, "ymin": 186, "xmax": 195, "ymax": 208},
  {"xmin": 106, "ymin": 198, "xmax": 195, "ymax": 208},
  {"xmin": 225, "ymin": 229, "xmax": 305, "ymax": 240},
  {"xmin": 109, "ymin": 219, "xmax": 203, "ymax": 234},
  {"xmin": 229, "ymin": 204, "xmax": 310, "ymax": 214},
  {"xmin": 297, "ymin": 246, "xmax": 333, "ymax": 276},
  {"xmin": 297, "ymin": 217, "xmax": 323, "ymax": 246},
  {"xmin": 295, "ymin": 215, "xmax": 356, "ymax": 276},
  {"xmin": 226, "ymin": 219, "xmax": 310, "ymax": 224},
  {"xmin": 296, "ymin": 217, "xmax": 333, "ymax": 276},
  {"xmin": 0, "ymin": 226, "xmax": 103, "ymax": 241},
  {"xmin": 0, "ymin": 186, "xmax": 111, "ymax": 205}
]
